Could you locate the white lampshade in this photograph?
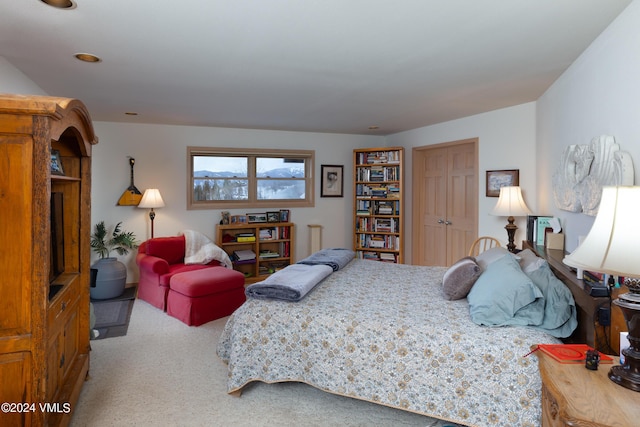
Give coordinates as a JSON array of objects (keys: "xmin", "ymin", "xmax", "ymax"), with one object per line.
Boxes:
[
  {"xmin": 138, "ymin": 189, "xmax": 165, "ymax": 209},
  {"xmin": 563, "ymin": 186, "xmax": 640, "ymax": 278},
  {"xmin": 490, "ymin": 186, "xmax": 532, "ymax": 217}
]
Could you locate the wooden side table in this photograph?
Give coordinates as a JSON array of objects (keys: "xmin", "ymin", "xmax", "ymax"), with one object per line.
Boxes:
[{"xmin": 537, "ymin": 350, "xmax": 640, "ymax": 426}]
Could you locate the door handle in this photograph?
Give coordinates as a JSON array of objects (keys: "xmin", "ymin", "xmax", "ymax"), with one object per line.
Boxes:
[
  {"xmin": 445, "ymin": 220, "xmax": 452, "ymax": 225},
  {"xmin": 437, "ymin": 219, "xmax": 444, "ymax": 224}
]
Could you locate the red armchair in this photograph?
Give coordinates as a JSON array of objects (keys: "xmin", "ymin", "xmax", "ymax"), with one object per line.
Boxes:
[{"xmin": 136, "ymin": 235, "xmax": 223, "ymax": 310}]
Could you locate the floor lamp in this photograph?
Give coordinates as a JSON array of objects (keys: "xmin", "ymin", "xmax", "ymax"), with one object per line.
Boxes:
[
  {"xmin": 490, "ymin": 186, "xmax": 532, "ymax": 252},
  {"xmin": 138, "ymin": 188, "xmax": 165, "ymax": 238},
  {"xmin": 563, "ymin": 186, "xmax": 640, "ymax": 391}
]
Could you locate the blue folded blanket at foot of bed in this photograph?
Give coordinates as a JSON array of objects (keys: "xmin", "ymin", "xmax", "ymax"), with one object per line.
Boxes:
[
  {"xmin": 245, "ymin": 263, "xmax": 334, "ymax": 302},
  {"xmin": 296, "ymin": 248, "xmax": 355, "ymax": 271}
]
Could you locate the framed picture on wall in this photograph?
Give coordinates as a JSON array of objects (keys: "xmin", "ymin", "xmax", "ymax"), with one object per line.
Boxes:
[
  {"xmin": 486, "ymin": 169, "xmax": 519, "ymax": 197},
  {"xmin": 51, "ymin": 149, "xmax": 65, "ymax": 176},
  {"xmin": 321, "ymin": 164, "xmax": 343, "ymax": 197}
]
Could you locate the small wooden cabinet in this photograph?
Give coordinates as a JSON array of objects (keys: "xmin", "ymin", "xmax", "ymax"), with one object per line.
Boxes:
[
  {"xmin": 353, "ymin": 147, "xmax": 404, "ymax": 263},
  {"xmin": 0, "ymin": 95, "xmax": 97, "ymax": 427},
  {"xmin": 217, "ymin": 222, "xmax": 295, "ymax": 284},
  {"xmin": 537, "ymin": 350, "xmax": 640, "ymax": 426}
]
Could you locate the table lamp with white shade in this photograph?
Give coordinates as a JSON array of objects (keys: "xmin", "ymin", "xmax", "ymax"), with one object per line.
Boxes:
[
  {"xmin": 490, "ymin": 186, "xmax": 532, "ymax": 253},
  {"xmin": 563, "ymin": 186, "xmax": 640, "ymax": 391}
]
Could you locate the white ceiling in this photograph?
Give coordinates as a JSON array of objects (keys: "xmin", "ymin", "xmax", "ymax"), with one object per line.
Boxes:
[{"xmin": 0, "ymin": 1, "xmax": 632, "ymax": 135}]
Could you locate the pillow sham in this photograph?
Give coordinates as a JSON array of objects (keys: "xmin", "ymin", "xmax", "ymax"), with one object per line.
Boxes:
[
  {"xmin": 442, "ymin": 256, "xmax": 481, "ymax": 300},
  {"xmin": 467, "ymin": 254, "xmax": 544, "ymax": 326},
  {"xmin": 474, "ymin": 246, "xmax": 517, "ymax": 271},
  {"xmin": 518, "ymin": 248, "xmax": 545, "ymax": 273}
]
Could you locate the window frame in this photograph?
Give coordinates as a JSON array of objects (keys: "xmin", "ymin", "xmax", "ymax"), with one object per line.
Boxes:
[{"xmin": 187, "ymin": 146, "xmax": 315, "ymax": 209}]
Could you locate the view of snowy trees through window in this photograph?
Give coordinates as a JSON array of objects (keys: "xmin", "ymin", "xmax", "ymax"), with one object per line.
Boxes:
[{"xmin": 192, "ymin": 156, "xmax": 306, "ymax": 201}]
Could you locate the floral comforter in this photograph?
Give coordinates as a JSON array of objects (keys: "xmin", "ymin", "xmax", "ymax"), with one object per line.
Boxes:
[{"xmin": 217, "ymin": 260, "xmax": 562, "ymax": 427}]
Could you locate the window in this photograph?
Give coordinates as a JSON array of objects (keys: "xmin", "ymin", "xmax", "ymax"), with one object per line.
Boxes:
[{"xmin": 188, "ymin": 147, "xmax": 315, "ymax": 209}]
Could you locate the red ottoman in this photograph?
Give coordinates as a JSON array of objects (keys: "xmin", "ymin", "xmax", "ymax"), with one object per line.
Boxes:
[{"xmin": 166, "ymin": 267, "xmax": 246, "ymax": 326}]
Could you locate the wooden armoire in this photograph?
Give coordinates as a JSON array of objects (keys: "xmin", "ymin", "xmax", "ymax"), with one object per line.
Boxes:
[{"xmin": 0, "ymin": 95, "xmax": 97, "ymax": 426}]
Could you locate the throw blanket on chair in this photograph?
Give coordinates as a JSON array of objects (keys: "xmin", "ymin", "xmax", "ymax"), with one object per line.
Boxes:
[
  {"xmin": 296, "ymin": 248, "xmax": 355, "ymax": 271},
  {"xmin": 245, "ymin": 264, "xmax": 333, "ymax": 302},
  {"xmin": 180, "ymin": 230, "xmax": 232, "ymax": 269}
]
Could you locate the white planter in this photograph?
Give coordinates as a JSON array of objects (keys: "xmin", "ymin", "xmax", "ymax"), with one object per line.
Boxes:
[{"xmin": 90, "ymin": 257, "xmax": 126, "ymax": 300}]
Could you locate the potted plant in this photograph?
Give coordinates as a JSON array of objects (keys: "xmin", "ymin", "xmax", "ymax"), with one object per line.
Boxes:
[{"xmin": 90, "ymin": 221, "xmax": 138, "ymax": 300}]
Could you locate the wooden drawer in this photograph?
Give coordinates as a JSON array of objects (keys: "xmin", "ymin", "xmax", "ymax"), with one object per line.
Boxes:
[{"xmin": 48, "ymin": 275, "xmax": 80, "ymax": 328}]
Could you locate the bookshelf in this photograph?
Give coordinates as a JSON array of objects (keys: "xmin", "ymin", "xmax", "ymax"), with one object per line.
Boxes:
[
  {"xmin": 353, "ymin": 147, "xmax": 404, "ymax": 263},
  {"xmin": 216, "ymin": 222, "xmax": 295, "ymax": 284}
]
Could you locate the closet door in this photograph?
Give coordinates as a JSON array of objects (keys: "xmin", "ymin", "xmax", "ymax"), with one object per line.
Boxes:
[
  {"xmin": 414, "ymin": 147, "xmax": 447, "ymax": 266},
  {"xmin": 412, "ymin": 139, "xmax": 477, "ymax": 266}
]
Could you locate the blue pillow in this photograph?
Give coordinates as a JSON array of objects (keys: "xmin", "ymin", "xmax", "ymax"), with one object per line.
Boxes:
[{"xmin": 467, "ymin": 254, "xmax": 544, "ymax": 326}]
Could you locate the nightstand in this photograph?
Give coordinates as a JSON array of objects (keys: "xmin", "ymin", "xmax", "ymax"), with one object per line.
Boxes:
[{"xmin": 537, "ymin": 350, "xmax": 640, "ymax": 426}]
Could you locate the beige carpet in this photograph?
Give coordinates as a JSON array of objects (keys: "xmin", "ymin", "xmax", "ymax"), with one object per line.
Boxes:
[{"xmin": 71, "ymin": 299, "xmax": 462, "ymax": 426}]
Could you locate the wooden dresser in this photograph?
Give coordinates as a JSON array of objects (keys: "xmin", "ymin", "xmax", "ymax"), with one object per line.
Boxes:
[
  {"xmin": 537, "ymin": 350, "xmax": 640, "ymax": 426},
  {"xmin": 0, "ymin": 95, "xmax": 98, "ymax": 426},
  {"xmin": 522, "ymin": 241, "xmax": 626, "ymax": 354}
]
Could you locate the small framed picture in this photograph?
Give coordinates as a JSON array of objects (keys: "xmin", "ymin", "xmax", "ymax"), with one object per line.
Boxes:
[
  {"xmin": 279, "ymin": 209, "xmax": 290, "ymax": 222},
  {"xmin": 267, "ymin": 211, "xmax": 280, "ymax": 223},
  {"xmin": 231, "ymin": 215, "xmax": 247, "ymax": 224},
  {"xmin": 321, "ymin": 164, "xmax": 343, "ymax": 197},
  {"xmin": 247, "ymin": 213, "xmax": 267, "ymax": 223},
  {"xmin": 51, "ymin": 149, "xmax": 65, "ymax": 176},
  {"xmin": 486, "ymin": 169, "xmax": 519, "ymax": 197}
]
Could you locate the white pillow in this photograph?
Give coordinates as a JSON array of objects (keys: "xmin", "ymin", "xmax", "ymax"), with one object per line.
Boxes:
[
  {"xmin": 474, "ymin": 246, "xmax": 519, "ymax": 270},
  {"xmin": 518, "ymin": 248, "xmax": 545, "ymax": 274}
]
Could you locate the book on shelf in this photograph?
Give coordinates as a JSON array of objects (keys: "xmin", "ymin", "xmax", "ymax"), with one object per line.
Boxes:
[
  {"xmin": 259, "ymin": 228, "xmax": 275, "ymax": 240},
  {"xmin": 534, "ymin": 216, "xmax": 554, "ymax": 246},
  {"xmin": 232, "ymin": 249, "xmax": 256, "ymax": 261},
  {"xmin": 236, "ymin": 235, "xmax": 256, "ymax": 242},
  {"xmin": 534, "ymin": 344, "xmax": 613, "ymax": 364},
  {"xmin": 379, "ymin": 252, "xmax": 396, "ymax": 262},
  {"xmin": 259, "ymin": 250, "xmax": 280, "ymax": 258}
]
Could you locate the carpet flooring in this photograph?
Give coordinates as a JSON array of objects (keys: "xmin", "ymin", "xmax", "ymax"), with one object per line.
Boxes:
[
  {"xmin": 71, "ymin": 299, "xmax": 463, "ymax": 426},
  {"xmin": 91, "ymin": 286, "xmax": 137, "ymax": 340}
]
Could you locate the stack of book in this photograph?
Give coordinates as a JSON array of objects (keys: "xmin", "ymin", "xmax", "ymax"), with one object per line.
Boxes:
[
  {"xmin": 236, "ymin": 233, "xmax": 256, "ymax": 242},
  {"xmin": 379, "ymin": 252, "xmax": 396, "ymax": 262},
  {"xmin": 232, "ymin": 249, "xmax": 256, "ymax": 264},
  {"xmin": 259, "ymin": 250, "xmax": 280, "ymax": 259}
]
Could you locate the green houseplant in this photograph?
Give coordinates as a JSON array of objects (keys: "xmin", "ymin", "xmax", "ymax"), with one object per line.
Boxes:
[
  {"xmin": 90, "ymin": 221, "xmax": 138, "ymax": 259},
  {"xmin": 90, "ymin": 222, "xmax": 138, "ymax": 300}
]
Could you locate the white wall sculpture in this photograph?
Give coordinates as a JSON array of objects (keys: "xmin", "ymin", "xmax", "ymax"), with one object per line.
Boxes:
[{"xmin": 552, "ymin": 135, "xmax": 634, "ymax": 216}]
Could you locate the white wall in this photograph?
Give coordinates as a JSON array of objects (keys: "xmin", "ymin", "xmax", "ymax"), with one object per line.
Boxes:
[
  {"xmin": 2, "ymin": 0, "xmax": 638, "ymax": 277},
  {"xmin": 0, "ymin": 57, "xmax": 47, "ymax": 95},
  {"xmin": 537, "ymin": 0, "xmax": 640, "ymax": 252},
  {"xmin": 387, "ymin": 102, "xmax": 537, "ymax": 263},
  {"xmin": 91, "ymin": 122, "xmax": 382, "ymax": 280}
]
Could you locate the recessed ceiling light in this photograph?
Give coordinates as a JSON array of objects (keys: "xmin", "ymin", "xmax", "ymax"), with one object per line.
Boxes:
[
  {"xmin": 40, "ymin": 0, "xmax": 74, "ymax": 9},
  {"xmin": 125, "ymin": 112, "xmax": 139, "ymax": 116},
  {"xmin": 74, "ymin": 53, "xmax": 101, "ymax": 63},
  {"xmin": 368, "ymin": 125, "xmax": 380, "ymax": 130}
]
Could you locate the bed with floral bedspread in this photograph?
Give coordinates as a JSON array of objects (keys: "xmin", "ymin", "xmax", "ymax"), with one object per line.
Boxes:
[{"xmin": 217, "ymin": 259, "xmax": 563, "ymax": 427}]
